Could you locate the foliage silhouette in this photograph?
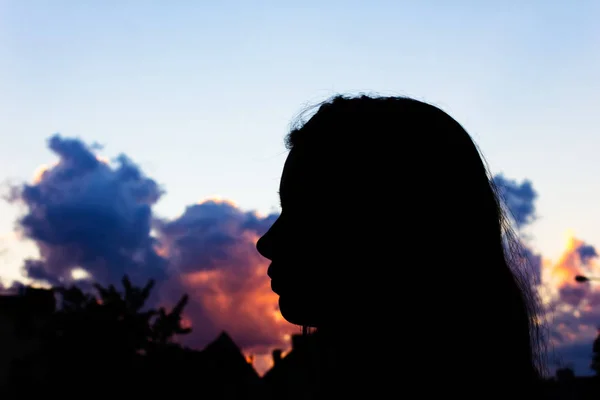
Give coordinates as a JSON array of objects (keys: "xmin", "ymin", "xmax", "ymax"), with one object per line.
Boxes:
[
  {"xmin": 6, "ymin": 275, "xmax": 192, "ymax": 397},
  {"xmin": 50, "ymin": 275, "xmax": 190, "ymax": 358}
]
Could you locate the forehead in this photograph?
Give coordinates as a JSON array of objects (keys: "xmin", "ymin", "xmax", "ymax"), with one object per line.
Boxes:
[
  {"xmin": 279, "ymin": 148, "xmax": 320, "ymax": 199},
  {"xmin": 279, "ymin": 149, "xmax": 299, "ymax": 197}
]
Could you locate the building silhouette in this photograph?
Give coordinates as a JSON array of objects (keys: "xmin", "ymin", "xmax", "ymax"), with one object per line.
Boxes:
[
  {"xmin": 262, "ymin": 333, "xmax": 320, "ymax": 400},
  {"xmin": 197, "ymin": 331, "xmax": 263, "ymax": 399}
]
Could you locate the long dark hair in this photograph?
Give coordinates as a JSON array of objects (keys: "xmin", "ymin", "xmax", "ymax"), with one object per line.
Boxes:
[{"xmin": 285, "ymin": 94, "xmax": 547, "ymax": 392}]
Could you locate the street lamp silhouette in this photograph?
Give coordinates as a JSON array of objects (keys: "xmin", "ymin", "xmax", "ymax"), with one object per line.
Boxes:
[{"xmin": 575, "ymin": 275, "xmax": 600, "ymax": 283}]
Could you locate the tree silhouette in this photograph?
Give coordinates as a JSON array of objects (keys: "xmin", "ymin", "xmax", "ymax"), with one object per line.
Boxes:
[
  {"xmin": 149, "ymin": 293, "xmax": 191, "ymax": 348},
  {"xmin": 23, "ymin": 275, "xmax": 193, "ymax": 395},
  {"xmin": 50, "ymin": 275, "xmax": 190, "ymax": 357}
]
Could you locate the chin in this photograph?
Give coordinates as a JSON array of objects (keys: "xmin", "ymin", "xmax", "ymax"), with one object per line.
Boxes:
[{"xmin": 278, "ymin": 296, "xmax": 320, "ymax": 327}]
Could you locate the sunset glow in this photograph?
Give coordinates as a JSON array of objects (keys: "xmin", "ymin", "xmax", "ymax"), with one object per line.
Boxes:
[{"xmin": 11, "ymin": 132, "xmax": 600, "ymax": 377}]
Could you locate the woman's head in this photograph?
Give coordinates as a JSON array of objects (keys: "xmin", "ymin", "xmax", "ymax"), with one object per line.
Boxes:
[{"xmin": 256, "ymin": 94, "xmax": 544, "ymax": 382}]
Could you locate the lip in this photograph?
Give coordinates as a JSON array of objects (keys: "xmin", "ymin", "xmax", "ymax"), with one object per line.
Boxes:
[
  {"xmin": 267, "ymin": 262, "xmax": 277, "ymax": 280},
  {"xmin": 270, "ymin": 280, "xmax": 282, "ymax": 295}
]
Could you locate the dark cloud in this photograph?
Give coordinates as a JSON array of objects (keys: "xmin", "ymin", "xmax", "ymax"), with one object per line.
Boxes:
[
  {"xmin": 156, "ymin": 201, "xmax": 277, "ymax": 273},
  {"xmin": 492, "ymin": 174, "xmax": 542, "ymax": 286},
  {"xmin": 577, "ymin": 244, "xmax": 598, "ymax": 265},
  {"xmin": 7, "ymin": 134, "xmax": 167, "ymax": 286},
  {"xmin": 521, "ymin": 243, "xmax": 543, "ymax": 286},
  {"xmin": 493, "ymin": 174, "xmax": 537, "ymax": 229},
  {"xmin": 155, "ymin": 199, "xmax": 287, "ymax": 351},
  {"xmin": 559, "ymin": 285, "xmax": 588, "ymax": 307},
  {"xmin": 23, "ymin": 259, "xmax": 62, "ymax": 287}
]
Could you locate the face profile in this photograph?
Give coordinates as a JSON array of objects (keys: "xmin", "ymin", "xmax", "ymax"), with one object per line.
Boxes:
[
  {"xmin": 256, "ymin": 94, "xmax": 497, "ymax": 330},
  {"xmin": 256, "ymin": 148, "xmax": 338, "ymax": 327}
]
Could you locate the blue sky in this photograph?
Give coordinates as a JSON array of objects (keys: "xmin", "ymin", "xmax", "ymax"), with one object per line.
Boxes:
[{"xmin": 1, "ymin": 0, "xmax": 600, "ymax": 373}]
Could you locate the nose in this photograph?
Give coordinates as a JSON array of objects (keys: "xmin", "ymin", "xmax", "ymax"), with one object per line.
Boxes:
[{"xmin": 256, "ymin": 231, "xmax": 273, "ymax": 260}]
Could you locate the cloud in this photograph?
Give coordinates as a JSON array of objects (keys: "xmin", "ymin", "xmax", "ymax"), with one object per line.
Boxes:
[
  {"xmin": 5, "ymin": 135, "xmax": 293, "ymax": 371},
  {"xmin": 492, "ymin": 174, "xmax": 600, "ymax": 376},
  {"xmin": 578, "ymin": 245, "xmax": 598, "ymax": 265},
  {"xmin": 7, "ymin": 135, "xmax": 167, "ymax": 287},
  {"xmin": 539, "ymin": 236, "xmax": 600, "ymax": 375},
  {"xmin": 493, "ymin": 174, "xmax": 537, "ymax": 229},
  {"xmin": 493, "ymin": 174, "xmax": 542, "ymax": 285},
  {"xmin": 6, "ymin": 134, "xmax": 600, "ymax": 377},
  {"xmin": 154, "ymin": 200, "xmax": 291, "ymax": 353}
]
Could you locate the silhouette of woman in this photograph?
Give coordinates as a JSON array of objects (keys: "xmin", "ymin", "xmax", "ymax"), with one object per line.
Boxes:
[{"xmin": 257, "ymin": 95, "xmax": 546, "ymax": 399}]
